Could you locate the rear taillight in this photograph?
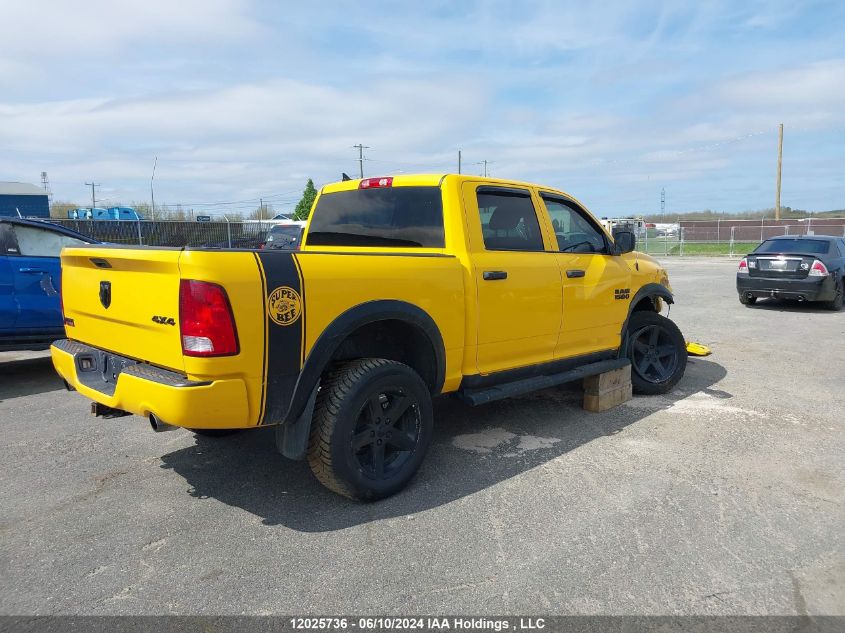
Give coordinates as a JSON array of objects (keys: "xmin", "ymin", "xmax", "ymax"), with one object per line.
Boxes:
[
  {"xmin": 179, "ymin": 280, "xmax": 239, "ymax": 357},
  {"xmin": 359, "ymin": 177, "xmax": 393, "ymax": 189},
  {"xmin": 737, "ymin": 258, "xmax": 749, "ymax": 274},
  {"xmin": 808, "ymin": 259, "xmax": 829, "ymax": 277}
]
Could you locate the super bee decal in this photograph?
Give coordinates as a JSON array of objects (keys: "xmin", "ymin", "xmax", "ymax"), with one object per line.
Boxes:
[{"xmin": 267, "ymin": 286, "xmax": 302, "ymax": 326}]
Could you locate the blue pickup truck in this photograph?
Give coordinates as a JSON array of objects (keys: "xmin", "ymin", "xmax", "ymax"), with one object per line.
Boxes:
[{"xmin": 0, "ymin": 218, "xmax": 98, "ymax": 351}]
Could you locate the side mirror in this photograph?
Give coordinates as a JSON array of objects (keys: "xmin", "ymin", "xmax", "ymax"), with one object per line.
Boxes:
[{"xmin": 613, "ymin": 229, "xmax": 636, "ymax": 255}]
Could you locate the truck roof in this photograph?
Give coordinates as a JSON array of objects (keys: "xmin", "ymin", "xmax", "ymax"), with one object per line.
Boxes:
[{"xmin": 321, "ymin": 174, "xmax": 576, "ymax": 200}]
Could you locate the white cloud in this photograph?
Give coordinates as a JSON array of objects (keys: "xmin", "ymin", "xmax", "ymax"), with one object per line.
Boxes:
[
  {"xmin": 1, "ymin": 1, "xmax": 843, "ymax": 213},
  {"xmin": 0, "ymin": 0, "xmax": 257, "ymax": 57},
  {"xmin": 0, "ymin": 76, "xmax": 487, "ymax": 208}
]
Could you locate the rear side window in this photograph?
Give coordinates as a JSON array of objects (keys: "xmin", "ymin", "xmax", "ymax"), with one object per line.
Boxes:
[
  {"xmin": 307, "ymin": 187, "xmax": 444, "ymax": 248},
  {"xmin": 477, "ymin": 189, "xmax": 544, "ymax": 251},
  {"xmin": 755, "ymin": 239, "xmax": 832, "ymax": 255}
]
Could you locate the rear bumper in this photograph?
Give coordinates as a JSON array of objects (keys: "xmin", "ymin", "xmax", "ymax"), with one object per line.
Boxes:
[
  {"xmin": 51, "ymin": 339, "xmax": 251, "ymax": 429},
  {"xmin": 736, "ymin": 274, "xmax": 836, "ymax": 301}
]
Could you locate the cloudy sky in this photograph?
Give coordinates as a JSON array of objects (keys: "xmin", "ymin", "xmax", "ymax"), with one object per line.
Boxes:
[{"xmin": 1, "ymin": 0, "xmax": 843, "ymax": 217}]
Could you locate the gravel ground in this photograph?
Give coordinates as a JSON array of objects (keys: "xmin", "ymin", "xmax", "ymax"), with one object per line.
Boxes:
[{"xmin": 1, "ymin": 257, "xmax": 842, "ymax": 615}]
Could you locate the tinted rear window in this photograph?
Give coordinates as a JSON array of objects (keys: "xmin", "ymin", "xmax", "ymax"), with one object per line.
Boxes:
[
  {"xmin": 755, "ymin": 239, "xmax": 831, "ymax": 255},
  {"xmin": 307, "ymin": 187, "xmax": 444, "ymax": 248}
]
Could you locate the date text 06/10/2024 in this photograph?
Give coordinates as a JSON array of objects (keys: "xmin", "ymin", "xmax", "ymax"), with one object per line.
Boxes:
[{"xmin": 289, "ymin": 617, "xmax": 546, "ymax": 631}]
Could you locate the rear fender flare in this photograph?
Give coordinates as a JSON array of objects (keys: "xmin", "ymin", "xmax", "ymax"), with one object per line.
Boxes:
[{"xmin": 283, "ymin": 300, "xmax": 445, "ymax": 427}]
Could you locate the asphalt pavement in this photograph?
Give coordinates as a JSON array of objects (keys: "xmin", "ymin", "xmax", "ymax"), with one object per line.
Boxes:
[{"xmin": 1, "ymin": 257, "xmax": 843, "ymax": 615}]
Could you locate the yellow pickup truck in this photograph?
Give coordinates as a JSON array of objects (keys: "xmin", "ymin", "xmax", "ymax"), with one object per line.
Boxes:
[{"xmin": 52, "ymin": 174, "xmax": 686, "ymax": 499}]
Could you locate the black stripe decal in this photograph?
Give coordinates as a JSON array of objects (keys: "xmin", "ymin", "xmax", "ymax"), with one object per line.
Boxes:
[
  {"xmin": 255, "ymin": 251, "xmax": 304, "ymax": 425},
  {"xmin": 291, "ymin": 253, "xmax": 307, "ymax": 368},
  {"xmin": 252, "ymin": 253, "xmax": 269, "ymax": 424}
]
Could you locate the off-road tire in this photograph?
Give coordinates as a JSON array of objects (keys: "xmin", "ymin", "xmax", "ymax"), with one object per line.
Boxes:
[
  {"xmin": 626, "ymin": 311, "xmax": 688, "ymax": 395},
  {"xmin": 307, "ymin": 358, "xmax": 433, "ymax": 501},
  {"xmin": 739, "ymin": 294, "xmax": 757, "ymax": 306},
  {"xmin": 824, "ymin": 278, "xmax": 844, "ymax": 311}
]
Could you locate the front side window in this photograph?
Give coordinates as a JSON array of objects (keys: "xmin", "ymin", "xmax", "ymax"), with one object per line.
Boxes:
[
  {"xmin": 307, "ymin": 186, "xmax": 444, "ymax": 248},
  {"xmin": 542, "ymin": 197, "xmax": 607, "ymax": 254},
  {"xmin": 13, "ymin": 225, "xmax": 88, "ymax": 257},
  {"xmin": 477, "ymin": 189, "xmax": 544, "ymax": 251},
  {"xmin": 0, "ymin": 223, "xmax": 19, "ymax": 254}
]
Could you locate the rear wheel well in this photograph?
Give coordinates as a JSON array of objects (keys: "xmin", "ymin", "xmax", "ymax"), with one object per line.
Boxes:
[{"xmin": 328, "ymin": 319, "xmax": 439, "ymax": 393}]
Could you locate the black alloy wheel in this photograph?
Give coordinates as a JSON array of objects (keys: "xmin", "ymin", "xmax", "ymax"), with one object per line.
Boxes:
[
  {"xmin": 350, "ymin": 386, "xmax": 422, "ymax": 481},
  {"xmin": 626, "ymin": 311, "xmax": 687, "ymax": 395},
  {"xmin": 307, "ymin": 358, "xmax": 433, "ymax": 500}
]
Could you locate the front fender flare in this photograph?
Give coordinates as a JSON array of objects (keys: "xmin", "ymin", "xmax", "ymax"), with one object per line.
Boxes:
[{"xmin": 618, "ymin": 283, "xmax": 675, "ymax": 357}]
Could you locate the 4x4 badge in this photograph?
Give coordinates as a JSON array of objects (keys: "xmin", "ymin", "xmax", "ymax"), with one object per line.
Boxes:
[{"xmin": 99, "ymin": 281, "xmax": 111, "ymax": 309}]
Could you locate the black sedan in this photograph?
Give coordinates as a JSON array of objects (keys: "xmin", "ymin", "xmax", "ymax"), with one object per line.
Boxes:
[{"xmin": 736, "ymin": 235, "xmax": 845, "ymax": 310}]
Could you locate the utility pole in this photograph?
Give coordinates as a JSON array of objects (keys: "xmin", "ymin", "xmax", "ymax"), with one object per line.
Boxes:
[
  {"xmin": 353, "ymin": 144, "xmax": 370, "ymax": 179},
  {"xmin": 458, "ymin": 150, "xmax": 462, "ymax": 174},
  {"xmin": 477, "ymin": 160, "xmax": 490, "ymax": 177},
  {"xmin": 85, "ymin": 182, "xmax": 99, "ymax": 210},
  {"xmin": 150, "ymin": 156, "xmax": 157, "ymax": 221},
  {"xmin": 775, "ymin": 123, "xmax": 783, "ymax": 221},
  {"xmin": 661, "ymin": 187, "xmax": 665, "ymax": 216},
  {"xmin": 260, "ymin": 197, "xmax": 264, "ymax": 221}
]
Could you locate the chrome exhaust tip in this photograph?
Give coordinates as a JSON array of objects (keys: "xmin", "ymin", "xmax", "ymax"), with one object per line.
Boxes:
[{"xmin": 149, "ymin": 413, "xmax": 178, "ymax": 432}]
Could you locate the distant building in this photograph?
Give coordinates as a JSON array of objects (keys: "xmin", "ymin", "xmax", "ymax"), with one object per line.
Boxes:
[{"xmin": 0, "ymin": 182, "xmax": 50, "ymax": 218}]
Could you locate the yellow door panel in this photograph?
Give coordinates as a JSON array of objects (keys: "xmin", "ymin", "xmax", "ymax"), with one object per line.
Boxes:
[
  {"xmin": 535, "ymin": 192, "xmax": 634, "ymax": 359},
  {"xmin": 461, "ymin": 181, "xmax": 562, "ymax": 375},
  {"xmin": 554, "ymin": 253, "xmax": 632, "ymax": 358}
]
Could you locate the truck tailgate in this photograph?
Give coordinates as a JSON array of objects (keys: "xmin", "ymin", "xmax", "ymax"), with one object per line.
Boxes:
[{"xmin": 60, "ymin": 247, "xmax": 185, "ymax": 373}]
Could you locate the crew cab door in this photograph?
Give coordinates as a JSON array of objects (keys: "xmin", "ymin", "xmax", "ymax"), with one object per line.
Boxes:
[
  {"xmin": 462, "ymin": 183, "xmax": 562, "ymax": 375},
  {"xmin": 538, "ymin": 193, "xmax": 632, "ymax": 358}
]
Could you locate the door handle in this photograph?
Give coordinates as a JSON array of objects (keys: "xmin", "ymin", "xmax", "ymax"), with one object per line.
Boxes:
[
  {"xmin": 566, "ymin": 269, "xmax": 586, "ymax": 278},
  {"xmin": 19, "ymin": 267, "xmax": 48, "ymax": 274},
  {"xmin": 483, "ymin": 271, "xmax": 508, "ymax": 281}
]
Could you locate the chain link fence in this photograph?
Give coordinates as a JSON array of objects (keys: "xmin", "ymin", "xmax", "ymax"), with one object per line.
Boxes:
[
  {"xmin": 49, "ymin": 219, "xmax": 277, "ymax": 248},
  {"xmin": 674, "ymin": 222, "xmax": 845, "ymax": 257}
]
